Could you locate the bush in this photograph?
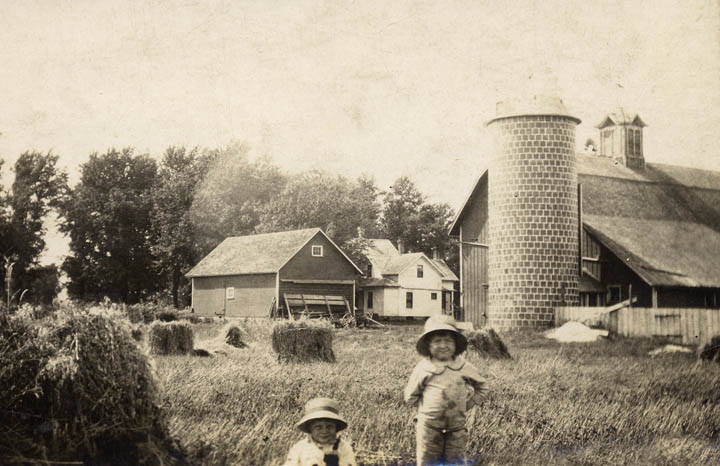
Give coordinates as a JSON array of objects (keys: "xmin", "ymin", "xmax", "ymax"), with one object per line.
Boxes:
[
  {"xmin": 271, "ymin": 318, "xmax": 335, "ymax": 363},
  {"xmin": 149, "ymin": 322, "xmax": 194, "ymax": 355},
  {"xmin": 0, "ymin": 308, "xmax": 184, "ymax": 465}
]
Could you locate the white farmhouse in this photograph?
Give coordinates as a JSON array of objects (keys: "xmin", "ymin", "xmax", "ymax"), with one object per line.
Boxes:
[{"xmin": 359, "ymin": 239, "xmax": 458, "ymax": 318}]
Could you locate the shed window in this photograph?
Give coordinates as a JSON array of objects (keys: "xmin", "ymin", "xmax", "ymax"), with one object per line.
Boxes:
[
  {"xmin": 417, "ymin": 264, "xmax": 424, "ymax": 278},
  {"xmin": 406, "ymin": 292, "xmax": 413, "ymax": 309},
  {"xmin": 431, "ymin": 292, "xmax": 437, "ymax": 300},
  {"xmin": 226, "ymin": 287, "xmax": 235, "ymax": 300},
  {"xmin": 367, "ymin": 291, "xmax": 374, "ymax": 309},
  {"xmin": 311, "ymin": 245, "xmax": 323, "ymax": 257}
]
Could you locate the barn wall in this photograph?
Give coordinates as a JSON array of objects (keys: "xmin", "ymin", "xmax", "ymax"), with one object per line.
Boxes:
[
  {"xmin": 461, "ymin": 178, "xmax": 489, "ymax": 243},
  {"xmin": 192, "ymin": 274, "xmax": 276, "ymax": 317},
  {"xmin": 280, "ymin": 232, "xmax": 358, "ymax": 280},
  {"xmin": 459, "ymin": 179, "xmax": 489, "ymax": 328}
]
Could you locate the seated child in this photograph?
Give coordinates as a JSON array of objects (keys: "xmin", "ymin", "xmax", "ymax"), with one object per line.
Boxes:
[
  {"xmin": 282, "ymin": 397, "xmax": 357, "ymax": 466},
  {"xmin": 404, "ymin": 315, "xmax": 487, "ymax": 466}
]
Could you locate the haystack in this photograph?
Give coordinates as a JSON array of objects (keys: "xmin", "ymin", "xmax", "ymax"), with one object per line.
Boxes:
[
  {"xmin": 465, "ymin": 327, "xmax": 512, "ymax": 359},
  {"xmin": 271, "ymin": 318, "xmax": 335, "ymax": 363},
  {"xmin": 149, "ymin": 321, "xmax": 194, "ymax": 355},
  {"xmin": 0, "ymin": 309, "xmax": 184, "ymax": 465},
  {"xmin": 225, "ymin": 324, "xmax": 248, "ymax": 348},
  {"xmin": 700, "ymin": 336, "xmax": 720, "ymax": 362}
]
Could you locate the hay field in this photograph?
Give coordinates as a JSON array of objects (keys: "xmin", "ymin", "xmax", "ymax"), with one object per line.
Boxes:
[{"xmin": 156, "ymin": 320, "xmax": 720, "ymax": 465}]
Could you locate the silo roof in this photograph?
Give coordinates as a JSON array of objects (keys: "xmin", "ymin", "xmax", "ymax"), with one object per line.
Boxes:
[{"xmin": 486, "ymin": 95, "xmax": 581, "ymax": 125}]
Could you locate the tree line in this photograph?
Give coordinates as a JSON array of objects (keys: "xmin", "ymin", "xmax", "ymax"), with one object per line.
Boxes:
[{"xmin": 1, "ymin": 143, "xmax": 456, "ymax": 308}]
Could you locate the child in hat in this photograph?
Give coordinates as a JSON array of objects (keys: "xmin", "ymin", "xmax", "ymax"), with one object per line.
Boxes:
[
  {"xmin": 282, "ymin": 397, "xmax": 357, "ymax": 466},
  {"xmin": 404, "ymin": 315, "xmax": 487, "ymax": 466}
]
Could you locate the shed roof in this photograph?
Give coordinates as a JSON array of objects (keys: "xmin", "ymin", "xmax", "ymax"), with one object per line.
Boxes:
[{"xmin": 185, "ymin": 228, "xmax": 361, "ymax": 278}]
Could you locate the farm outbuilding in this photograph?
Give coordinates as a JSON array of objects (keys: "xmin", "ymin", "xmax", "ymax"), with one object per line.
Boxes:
[
  {"xmin": 450, "ymin": 100, "xmax": 720, "ymax": 329},
  {"xmin": 185, "ymin": 228, "xmax": 362, "ymax": 318}
]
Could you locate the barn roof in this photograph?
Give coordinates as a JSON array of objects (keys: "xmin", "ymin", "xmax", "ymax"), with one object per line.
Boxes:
[
  {"xmin": 584, "ymin": 215, "xmax": 720, "ymax": 288},
  {"xmin": 579, "ymin": 154, "xmax": 720, "ymax": 288},
  {"xmin": 185, "ymin": 228, "xmax": 362, "ymax": 278}
]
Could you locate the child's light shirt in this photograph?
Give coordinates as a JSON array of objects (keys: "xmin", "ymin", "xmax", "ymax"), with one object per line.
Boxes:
[
  {"xmin": 281, "ymin": 436, "xmax": 356, "ymax": 466},
  {"xmin": 403, "ymin": 357, "xmax": 486, "ymax": 430}
]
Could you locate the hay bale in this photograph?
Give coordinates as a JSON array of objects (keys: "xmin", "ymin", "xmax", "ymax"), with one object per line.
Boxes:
[
  {"xmin": 225, "ymin": 325, "xmax": 248, "ymax": 348},
  {"xmin": 700, "ymin": 336, "xmax": 720, "ymax": 363},
  {"xmin": 0, "ymin": 309, "xmax": 185, "ymax": 465},
  {"xmin": 271, "ymin": 318, "xmax": 335, "ymax": 363},
  {"xmin": 465, "ymin": 327, "xmax": 512, "ymax": 359},
  {"xmin": 149, "ymin": 321, "xmax": 194, "ymax": 355}
]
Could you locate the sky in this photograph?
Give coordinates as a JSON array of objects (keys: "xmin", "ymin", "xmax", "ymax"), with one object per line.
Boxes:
[{"xmin": 1, "ymin": 0, "xmax": 719, "ymax": 264}]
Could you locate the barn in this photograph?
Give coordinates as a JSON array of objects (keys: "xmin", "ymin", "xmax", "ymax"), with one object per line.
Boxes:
[
  {"xmin": 185, "ymin": 228, "xmax": 362, "ymax": 318},
  {"xmin": 450, "ymin": 100, "xmax": 720, "ymax": 329}
]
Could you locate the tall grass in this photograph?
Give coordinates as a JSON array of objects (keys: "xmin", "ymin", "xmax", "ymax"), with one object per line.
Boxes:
[{"xmin": 155, "ymin": 322, "xmax": 720, "ymax": 465}]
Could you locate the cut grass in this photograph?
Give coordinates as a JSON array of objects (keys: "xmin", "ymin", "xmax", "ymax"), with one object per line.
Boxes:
[{"xmin": 155, "ymin": 323, "xmax": 720, "ymax": 465}]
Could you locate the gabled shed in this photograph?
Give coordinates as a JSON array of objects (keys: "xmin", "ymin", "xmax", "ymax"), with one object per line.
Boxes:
[{"xmin": 185, "ymin": 228, "xmax": 362, "ymax": 318}]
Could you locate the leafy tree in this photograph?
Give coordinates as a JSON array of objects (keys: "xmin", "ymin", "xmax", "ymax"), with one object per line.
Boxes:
[
  {"xmin": 190, "ymin": 142, "xmax": 284, "ymax": 252},
  {"xmin": 256, "ymin": 170, "xmax": 381, "ymax": 246},
  {"xmin": 151, "ymin": 146, "xmax": 213, "ymax": 308},
  {"xmin": 0, "ymin": 151, "xmax": 68, "ymax": 305},
  {"xmin": 380, "ymin": 176, "xmax": 424, "ymax": 252},
  {"xmin": 341, "ymin": 236, "xmax": 372, "ymax": 276},
  {"xmin": 380, "ymin": 176, "xmax": 457, "ymax": 272},
  {"xmin": 59, "ymin": 148, "xmax": 159, "ymax": 303}
]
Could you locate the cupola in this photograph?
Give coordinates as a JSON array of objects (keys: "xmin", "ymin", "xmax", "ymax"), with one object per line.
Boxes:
[{"xmin": 596, "ymin": 109, "xmax": 647, "ymax": 169}]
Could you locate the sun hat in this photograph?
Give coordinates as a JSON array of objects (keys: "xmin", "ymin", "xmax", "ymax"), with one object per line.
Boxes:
[
  {"xmin": 296, "ymin": 397, "xmax": 348, "ymax": 433},
  {"xmin": 416, "ymin": 315, "xmax": 468, "ymax": 358}
]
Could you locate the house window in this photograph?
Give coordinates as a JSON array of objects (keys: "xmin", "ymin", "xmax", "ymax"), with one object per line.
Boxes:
[
  {"xmin": 406, "ymin": 292, "xmax": 413, "ymax": 309},
  {"xmin": 417, "ymin": 264, "xmax": 423, "ymax": 278},
  {"xmin": 367, "ymin": 291, "xmax": 374, "ymax": 309},
  {"xmin": 226, "ymin": 287, "xmax": 235, "ymax": 300},
  {"xmin": 366, "ymin": 263, "xmax": 373, "ymax": 276},
  {"xmin": 311, "ymin": 245, "xmax": 323, "ymax": 257},
  {"xmin": 431, "ymin": 292, "xmax": 437, "ymax": 300}
]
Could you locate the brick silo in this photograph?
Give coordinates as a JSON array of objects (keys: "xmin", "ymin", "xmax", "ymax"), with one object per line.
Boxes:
[{"xmin": 486, "ymin": 95, "xmax": 580, "ymax": 329}]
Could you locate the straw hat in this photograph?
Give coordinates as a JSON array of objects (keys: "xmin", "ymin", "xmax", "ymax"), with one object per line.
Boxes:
[
  {"xmin": 416, "ymin": 315, "xmax": 467, "ymax": 358},
  {"xmin": 296, "ymin": 397, "xmax": 348, "ymax": 433}
]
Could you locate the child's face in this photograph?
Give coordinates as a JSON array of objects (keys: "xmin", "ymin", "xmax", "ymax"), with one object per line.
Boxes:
[
  {"xmin": 309, "ymin": 419, "xmax": 338, "ymax": 444},
  {"xmin": 428, "ymin": 331, "xmax": 456, "ymax": 361}
]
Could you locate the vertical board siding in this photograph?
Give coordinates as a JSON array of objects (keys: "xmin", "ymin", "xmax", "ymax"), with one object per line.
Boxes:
[
  {"xmin": 556, "ymin": 306, "xmax": 720, "ymax": 346},
  {"xmin": 462, "ymin": 243, "xmax": 488, "ymax": 328}
]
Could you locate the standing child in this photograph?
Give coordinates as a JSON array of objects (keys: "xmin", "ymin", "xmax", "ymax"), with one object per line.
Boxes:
[
  {"xmin": 282, "ymin": 397, "xmax": 357, "ymax": 466},
  {"xmin": 404, "ymin": 315, "xmax": 487, "ymax": 466}
]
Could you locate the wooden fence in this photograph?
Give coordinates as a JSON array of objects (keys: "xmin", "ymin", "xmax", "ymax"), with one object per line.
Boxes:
[{"xmin": 555, "ymin": 306, "xmax": 720, "ymax": 347}]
